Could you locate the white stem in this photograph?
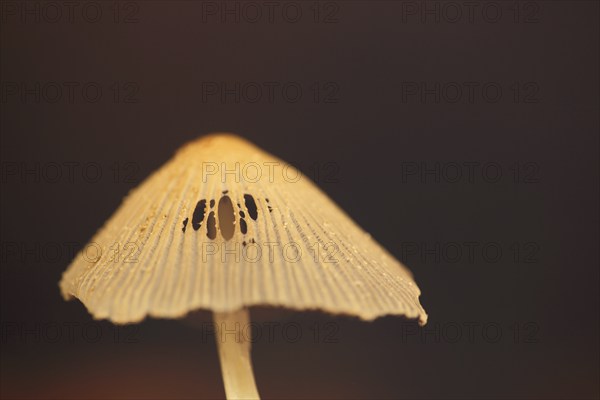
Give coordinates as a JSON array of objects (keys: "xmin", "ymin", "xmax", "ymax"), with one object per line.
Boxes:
[{"xmin": 213, "ymin": 309, "xmax": 260, "ymax": 400}]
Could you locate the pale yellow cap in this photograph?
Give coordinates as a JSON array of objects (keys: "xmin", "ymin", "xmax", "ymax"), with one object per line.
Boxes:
[{"xmin": 60, "ymin": 134, "xmax": 428, "ymax": 325}]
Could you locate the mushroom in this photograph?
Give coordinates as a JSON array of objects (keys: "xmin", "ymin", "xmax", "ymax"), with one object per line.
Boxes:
[{"xmin": 60, "ymin": 133, "xmax": 427, "ymax": 399}]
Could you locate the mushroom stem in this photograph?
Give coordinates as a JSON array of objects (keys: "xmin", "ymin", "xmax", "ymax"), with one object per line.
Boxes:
[{"xmin": 213, "ymin": 309, "xmax": 260, "ymax": 400}]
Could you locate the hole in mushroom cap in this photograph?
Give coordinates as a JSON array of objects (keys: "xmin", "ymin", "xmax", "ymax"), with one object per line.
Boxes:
[
  {"xmin": 206, "ymin": 211, "xmax": 217, "ymax": 240},
  {"xmin": 218, "ymin": 195, "xmax": 235, "ymax": 241},
  {"xmin": 192, "ymin": 199, "xmax": 207, "ymax": 231},
  {"xmin": 244, "ymin": 194, "xmax": 258, "ymax": 220}
]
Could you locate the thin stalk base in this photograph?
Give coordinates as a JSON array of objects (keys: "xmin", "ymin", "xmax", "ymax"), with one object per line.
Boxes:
[{"xmin": 213, "ymin": 309, "xmax": 260, "ymax": 400}]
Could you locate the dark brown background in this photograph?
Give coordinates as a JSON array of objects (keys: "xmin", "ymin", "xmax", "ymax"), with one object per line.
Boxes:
[{"xmin": 1, "ymin": 1, "xmax": 598, "ymax": 399}]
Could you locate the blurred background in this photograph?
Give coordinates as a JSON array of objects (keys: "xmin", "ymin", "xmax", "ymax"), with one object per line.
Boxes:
[{"xmin": 1, "ymin": 1, "xmax": 598, "ymax": 399}]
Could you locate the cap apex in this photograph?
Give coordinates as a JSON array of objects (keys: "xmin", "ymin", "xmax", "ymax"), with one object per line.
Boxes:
[{"xmin": 176, "ymin": 133, "xmax": 254, "ymax": 155}]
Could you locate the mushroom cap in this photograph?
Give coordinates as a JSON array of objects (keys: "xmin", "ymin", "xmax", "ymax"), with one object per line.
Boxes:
[{"xmin": 60, "ymin": 134, "xmax": 427, "ymax": 325}]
